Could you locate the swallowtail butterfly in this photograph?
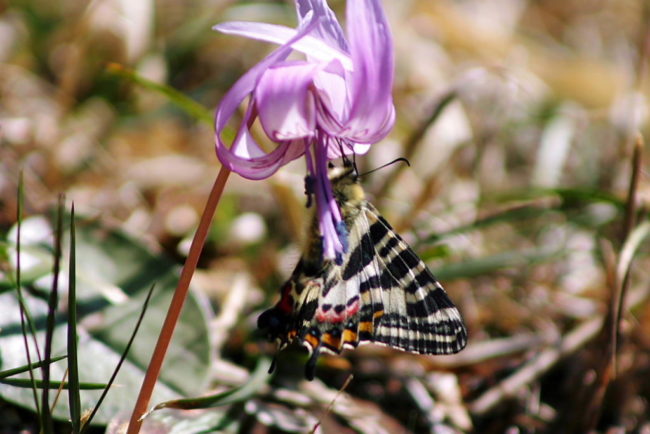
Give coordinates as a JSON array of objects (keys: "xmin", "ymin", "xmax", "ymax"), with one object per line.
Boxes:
[{"xmin": 258, "ymin": 162, "xmax": 467, "ymax": 379}]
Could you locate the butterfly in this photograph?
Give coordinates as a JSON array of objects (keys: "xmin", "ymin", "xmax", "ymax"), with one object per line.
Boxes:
[{"xmin": 258, "ymin": 161, "xmax": 467, "ymax": 379}]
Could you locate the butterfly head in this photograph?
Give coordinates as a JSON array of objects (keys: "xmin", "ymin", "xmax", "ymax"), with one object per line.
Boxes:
[{"xmin": 327, "ymin": 161, "xmax": 365, "ymax": 205}]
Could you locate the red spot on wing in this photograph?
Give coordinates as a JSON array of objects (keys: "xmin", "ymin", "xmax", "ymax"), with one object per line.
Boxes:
[
  {"xmin": 315, "ymin": 298, "xmax": 360, "ymax": 323},
  {"xmin": 276, "ymin": 282, "xmax": 294, "ymax": 314},
  {"xmin": 346, "ymin": 299, "xmax": 360, "ymax": 316}
]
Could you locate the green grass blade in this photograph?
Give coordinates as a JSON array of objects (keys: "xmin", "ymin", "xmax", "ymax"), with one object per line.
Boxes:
[
  {"xmin": 67, "ymin": 204, "xmax": 81, "ymax": 433},
  {"xmin": 106, "ymin": 63, "xmax": 212, "ymax": 125},
  {"xmin": 0, "ymin": 378, "xmax": 107, "ymax": 390},
  {"xmin": 423, "ymin": 203, "xmax": 555, "ymax": 245},
  {"xmin": 434, "ymin": 248, "xmax": 565, "ymax": 281},
  {"xmin": 80, "ymin": 284, "xmax": 157, "ymax": 433},
  {"xmin": 40, "ymin": 196, "xmax": 64, "ymax": 433},
  {"xmin": 151, "ymin": 357, "xmax": 272, "ymax": 411},
  {"xmin": 421, "ymin": 186, "xmax": 630, "ymax": 247},
  {"xmin": 0, "ymin": 356, "xmax": 67, "ymax": 379},
  {"xmin": 14, "ymin": 171, "xmax": 42, "ymax": 417}
]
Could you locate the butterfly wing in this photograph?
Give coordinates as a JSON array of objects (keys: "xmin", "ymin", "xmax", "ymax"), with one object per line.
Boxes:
[
  {"xmin": 348, "ymin": 203, "xmax": 468, "ymax": 355},
  {"xmin": 258, "ymin": 172, "xmax": 467, "ymax": 379}
]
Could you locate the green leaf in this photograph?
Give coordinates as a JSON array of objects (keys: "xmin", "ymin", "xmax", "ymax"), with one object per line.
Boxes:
[{"xmin": 0, "ymin": 215, "xmax": 213, "ymax": 424}]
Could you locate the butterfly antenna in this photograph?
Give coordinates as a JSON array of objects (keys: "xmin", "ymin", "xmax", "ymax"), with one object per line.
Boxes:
[
  {"xmin": 359, "ymin": 157, "xmax": 410, "ymax": 177},
  {"xmin": 352, "ymin": 152, "xmax": 359, "ymax": 176}
]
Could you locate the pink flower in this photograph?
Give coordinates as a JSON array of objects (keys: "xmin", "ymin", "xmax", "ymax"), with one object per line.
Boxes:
[{"xmin": 214, "ymin": 0, "xmax": 394, "ymax": 263}]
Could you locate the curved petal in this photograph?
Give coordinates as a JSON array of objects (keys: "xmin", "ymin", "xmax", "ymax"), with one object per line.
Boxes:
[
  {"xmin": 343, "ymin": 0, "xmax": 395, "ymax": 143},
  {"xmin": 214, "ymin": 21, "xmax": 352, "ymax": 70},
  {"xmin": 215, "ymin": 13, "xmax": 318, "ymax": 179},
  {"xmin": 312, "ymin": 59, "xmax": 349, "ymax": 132},
  {"xmin": 255, "ymin": 61, "xmax": 319, "ymax": 140},
  {"xmin": 218, "ymin": 104, "xmax": 307, "ymax": 180},
  {"xmin": 296, "ymin": 0, "xmax": 348, "ymax": 53}
]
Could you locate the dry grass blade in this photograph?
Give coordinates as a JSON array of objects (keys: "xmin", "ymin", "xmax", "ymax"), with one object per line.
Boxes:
[
  {"xmin": 429, "ymin": 334, "xmax": 546, "ymax": 368},
  {"xmin": 469, "ymin": 286, "xmax": 650, "ymax": 416},
  {"xmin": 575, "ymin": 135, "xmax": 645, "ymax": 432},
  {"xmin": 614, "ymin": 136, "xmax": 645, "ymax": 341}
]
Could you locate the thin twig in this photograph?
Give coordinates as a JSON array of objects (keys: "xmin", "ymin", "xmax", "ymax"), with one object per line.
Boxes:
[
  {"xmin": 126, "ymin": 166, "xmax": 231, "ymax": 434},
  {"xmin": 310, "ymin": 375, "xmax": 354, "ymax": 434}
]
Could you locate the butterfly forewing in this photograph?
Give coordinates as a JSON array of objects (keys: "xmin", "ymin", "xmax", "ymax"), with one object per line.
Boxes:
[
  {"xmin": 257, "ymin": 164, "xmax": 467, "ymax": 378},
  {"xmin": 359, "ymin": 206, "xmax": 467, "ymax": 354}
]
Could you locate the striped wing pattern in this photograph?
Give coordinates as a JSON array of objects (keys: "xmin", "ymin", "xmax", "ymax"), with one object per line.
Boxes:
[
  {"xmin": 258, "ymin": 201, "xmax": 467, "ymax": 379},
  {"xmin": 355, "ymin": 204, "xmax": 467, "ymax": 355},
  {"xmin": 257, "ymin": 165, "xmax": 467, "ymax": 379}
]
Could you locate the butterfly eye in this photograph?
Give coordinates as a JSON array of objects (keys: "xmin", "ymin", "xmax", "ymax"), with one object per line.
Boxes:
[{"xmin": 327, "ymin": 162, "xmax": 335, "ymax": 169}]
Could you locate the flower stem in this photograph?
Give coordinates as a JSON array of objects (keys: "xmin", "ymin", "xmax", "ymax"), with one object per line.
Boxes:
[{"xmin": 126, "ymin": 166, "xmax": 231, "ymax": 434}]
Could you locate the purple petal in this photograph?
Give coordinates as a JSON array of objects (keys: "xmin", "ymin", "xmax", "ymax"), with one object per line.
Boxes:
[
  {"xmin": 255, "ymin": 61, "xmax": 319, "ymax": 140},
  {"xmin": 214, "ymin": 21, "xmax": 352, "ymax": 70},
  {"xmin": 312, "ymin": 137, "xmax": 348, "ymax": 262},
  {"xmin": 344, "ymin": 0, "xmax": 395, "ymax": 143},
  {"xmin": 220, "ymin": 107, "xmax": 307, "ymax": 180},
  {"xmin": 296, "ymin": 0, "xmax": 348, "ymax": 52},
  {"xmin": 215, "ymin": 14, "xmax": 319, "ymax": 179},
  {"xmin": 312, "ymin": 60, "xmax": 349, "ymax": 131}
]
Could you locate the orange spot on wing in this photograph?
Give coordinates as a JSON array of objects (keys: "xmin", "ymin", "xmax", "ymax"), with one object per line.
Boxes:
[
  {"xmin": 342, "ymin": 329, "xmax": 358, "ymax": 345},
  {"xmin": 359, "ymin": 321, "xmax": 374, "ymax": 333},
  {"xmin": 304, "ymin": 333, "xmax": 320, "ymax": 349},
  {"xmin": 322, "ymin": 333, "xmax": 342, "ymax": 350}
]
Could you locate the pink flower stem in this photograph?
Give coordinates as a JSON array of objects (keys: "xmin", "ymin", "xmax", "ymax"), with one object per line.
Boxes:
[{"xmin": 126, "ymin": 166, "xmax": 231, "ymax": 434}]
